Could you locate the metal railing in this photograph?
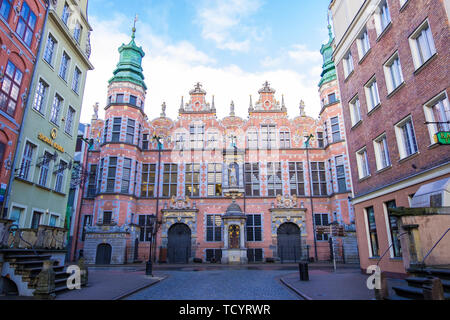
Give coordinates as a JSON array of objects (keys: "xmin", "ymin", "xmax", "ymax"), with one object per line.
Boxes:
[
  {"xmin": 8, "ymin": 225, "xmax": 39, "ymax": 256},
  {"xmin": 377, "ymin": 232, "xmax": 409, "ymax": 267}
]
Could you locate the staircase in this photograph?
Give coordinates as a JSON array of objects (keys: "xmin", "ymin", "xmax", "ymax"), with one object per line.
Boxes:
[
  {"xmin": 1, "ymin": 250, "xmax": 72, "ymax": 297},
  {"xmin": 387, "ymin": 267, "xmax": 450, "ymax": 300}
]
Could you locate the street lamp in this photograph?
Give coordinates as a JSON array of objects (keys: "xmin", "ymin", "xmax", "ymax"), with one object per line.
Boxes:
[
  {"xmin": 305, "ymin": 134, "xmax": 318, "ymax": 262},
  {"xmin": 146, "ymin": 135, "xmax": 163, "ymax": 277}
]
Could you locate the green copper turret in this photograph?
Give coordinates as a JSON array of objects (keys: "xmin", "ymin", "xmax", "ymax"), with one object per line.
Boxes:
[
  {"xmin": 318, "ymin": 24, "xmax": 337, "ymax": 87},
  {"xmin": 109, "ymin": 27, "xmax": 147, "ymax": 90}
]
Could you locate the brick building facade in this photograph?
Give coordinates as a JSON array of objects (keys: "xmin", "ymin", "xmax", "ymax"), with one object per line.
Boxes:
[
  {"xmin": 72, "ymin": 26, "xmax": 356, "ymax": 265},
  {"xmin": 330, "ymin": 0, "xmax": 450, "ymax": 275}
]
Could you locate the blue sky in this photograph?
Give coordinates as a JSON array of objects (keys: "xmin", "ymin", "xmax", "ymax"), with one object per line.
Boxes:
[{"xmin": 81, "ymin": 0, "xmax": 332, "ymax": 123}]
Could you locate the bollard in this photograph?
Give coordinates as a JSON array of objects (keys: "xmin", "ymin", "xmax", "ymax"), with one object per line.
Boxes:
[{"xmin": 299, "ymin": 262, "xmax": 309, "ymax": 281}]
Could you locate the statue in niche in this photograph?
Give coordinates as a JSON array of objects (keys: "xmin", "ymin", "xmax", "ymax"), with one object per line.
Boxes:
[{"xmin": 228, "ymin": 163, "xmax": 239, "ymax": 187}]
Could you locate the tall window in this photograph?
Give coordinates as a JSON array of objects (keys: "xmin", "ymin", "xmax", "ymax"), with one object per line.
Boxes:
[
  {"xmin": 424, "ymin": 93, "xmax": 450, "ymax": 142},
  {"xmin": 409, "ymin": 20, "xmax": 436, "ymax": 69},
  {"xmin": 33, "ymin": 79, "xmax": 48, "ymax": 114},
  {"xmin": 208, "ymin": 163, "xmax": 222, "ymax": 197},
  {"xmin": 139, "ymin": 215, "xmax": 154, "ymax": 242},
  {"xmin": 50, "ymin": 94, "xmax": 63, "ymax": 124},
  {"xmin": 31, "ymin": 211, "xmax": 42, "ymax": 229},
  {"xmin": 247, "ymin": 130, "xmax": 258, "ymax": 149},
  {"xmin": 289, "ymin": 162, "xmax": 305, "ymax": 196},
  {"xmin": 73, "ymin": 21, "xmax": 82, "ymax": 43},
  {"xmin": 72, "ymin": 67, "xmax": 82, "ymax": 93},
  {"xmin": 116, "ymin": 94, "xmax": 124, "ymax": 103},
  {"xmin": 106, "ymin": 157, "xmax": 117, "ymax": 193},
  {"xmin": 189, "ymin": 125, "xmax": 204, "ymax": 149},
  {"xmin": 374, "ymin": 134, "xmax": 391, "ymax": 170},
  {"xmin": 206, "ymin": 215, "xmax": 222, "ymax": 242},
  {"xmin": 0, "ymin": 60, "xmax": 23, "ymax": 116},
  {"xmin": 59, "ymin": 52, "xmax": 70, "ymax": 81},
  {"xmin": 315, "ymin": 213, "xmax": 329, "ymax": 241},
  {"xmin": 356, "ymin": 148, "xmax": 370, "ymax": 179},
  {"xmin": 395, "ymin": 117, "xmax": 418, "ymax": 158},
  {"xmin": 385, "ymin": 200, "xmax": 402, "ymax": 258},
  {"xmin": 206, "ymin": 132, "xmax": 219, "ymax": 149},
  {"xmin": 349, "ymin": 96, "xmax": 362, "ymax": 126},
  {"xmin": 126, "ymin": 119, "xmax": 135, "ymax": 144},
  {"xmin": 61, "ymin": 2, "xmax": 70, "ymax": 25},
  {"xmin": 38, "ymin": 152, "xmax": 52, "ymax": 187},
  {"xmin": 103, "ymin": 120, "xmax": 109, "ymax": 143},
  {"xmin": 16, "ymin": 2, "xmax": 36, "ymax": 47},
  {"xmin": 20, "ymin": 141, "xmax": 35, "ymax": 180},
  {"xmin": 102, "ymin": 211, "xmax": 112, "ymax": 225},
  {"xmin": 311, "ymin": 162, "xmax": 327, "ymax": 196},
  {"xmin": 384, "ymin": 53, "xmax": 404, "ymax": 93},
  {"xmin": 121, "ymin": 158, "xmax": 132, "ymax": 194},
  {"xmin": 343, "ymin": 50, "xmax": 354, "ymax": 78},
  {"xmin": 0, "ymin": 0, "xmax": 12, "ymax": 20},
  {"xmin": 357, "ymin": 28, "xmax": 370, "ymax": 59},
  {"xmin": 49, "ymin": 214, "xmax": 59, "ymax": 227},
  {"xmin": 245, "ymin": 163, "xmax": 260, "ymax": 197},
  {"xmin": 335, "ymin": 156, "xmax": 347, "ymax": 193},
  {"xmin": 141, "ymin": 164, "xmax": 156, "ymax": 197},
  {"xmin": 185, "ymin": 163, "xmax": 199, "ymax": 197},
  {"xmin": 317, "ymin": 132, "xmax": 324, "ymax": 148},
  {"xmin": 87, "ymin": 165, "xmax": 97, "ymax": 197},
  {"xmin": 267, "ymin": 162, "xmax": 282, "ymax": 197},
  {"xmin": 261, "ymin": 125, "xmax": 276, "ymax": 150},
  {"xmin": 111, "ymin": 117, "xmax": 121, "ymax": 142},
  {"xmin": 328, "ymin": 93, "xmax": 337, "ymax": 104},
  {"xmin": 65, "ymin": 106, "xmax": 75, "ymax": 135},
  {"xmin": 129, "ymin": 95, "xmax": 137, "ymax": 106},
  {"xmin": 366, "ymin": 207, "xmax": 380, "ymax": 257},
  {"xmin": 143, "ymin": 134, "xmax": 149, "ymax": 150},
  {"xmin": 55, "ymin": 160, "xmax": 67, "ymax": 193},
  {"xmin": 163, "ymin": 164, "xmax": 178, "ymax": 197},
  {"xmin": 279, "ymin": 131, "xmax": 291, "ymax": 149},
  {"xmin": 97, "ymin": 159, "xmax": 104, "ymax": 192},
  {"xmin": 43, "ymin": 34, "xmax": 57, "ymax": 65},
  {"xmin": 365, "ymin": 78, "xmax": 380, "ymax": 111},
  {"xmin": 331, "ymin": 117, "xmax": 341, "ymax": 142},
  {"xmin": 375, "ymin": 0, "xmax": 391, "ymax": 36},
  {"xmin": 246, "ymin": 214, "xmax": 262, "ymax": 242}
]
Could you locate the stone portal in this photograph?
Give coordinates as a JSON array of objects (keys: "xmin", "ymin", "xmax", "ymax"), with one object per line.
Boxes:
[{"xmin": 221, "ymin": 196, "xmax": 247, "ymax": 264}]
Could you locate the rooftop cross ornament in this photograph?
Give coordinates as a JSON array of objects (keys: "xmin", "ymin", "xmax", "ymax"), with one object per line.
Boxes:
[{"xmin": 195, "ymin": 82, "xmax": 202, "ymax": 91}]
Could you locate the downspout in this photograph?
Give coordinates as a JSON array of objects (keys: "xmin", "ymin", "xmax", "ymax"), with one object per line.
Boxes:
[{"xmin": 2, "ymin": 4, "xmax": 50, "ymax": 218}]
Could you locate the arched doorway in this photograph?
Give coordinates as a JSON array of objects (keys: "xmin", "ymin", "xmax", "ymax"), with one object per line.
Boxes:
[
  {"xmin": 95, "ymin": 243, "xmax": 112, "ymax": 265},
  {"xmin": 168, "ymin": 223, "xmax": 191, "ymax": 264},
  {"xmin": 277, "ymin": 223, "xmax": 302, "ymax": 262}
]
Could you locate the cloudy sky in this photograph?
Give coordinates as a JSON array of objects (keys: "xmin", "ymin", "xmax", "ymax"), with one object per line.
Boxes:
[{"xmin": 80, "ymin": 0, "xmax": 332, "ymax": 123}]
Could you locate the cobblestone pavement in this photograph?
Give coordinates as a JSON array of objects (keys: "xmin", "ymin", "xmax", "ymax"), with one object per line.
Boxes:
[{"xmin": 126, "ymin": 269, "xmax": 300, "ymax": 300}]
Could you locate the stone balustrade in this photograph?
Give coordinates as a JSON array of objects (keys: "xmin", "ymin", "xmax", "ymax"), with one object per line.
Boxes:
[
  {"xmin": 3, "ymin": 225, "xmax": 67, "ymax": 250},
  {"xmin": 0, "ymin": 219, "xmax": 13, "ymax": 248}
]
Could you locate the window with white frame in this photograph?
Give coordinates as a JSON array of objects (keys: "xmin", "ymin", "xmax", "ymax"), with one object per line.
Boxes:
[
  {"xmin": 50, "ymin": 94, "xmax": 63, "ymax": 124},
  {"xmin": 331, "ymin": 117, "xmax": 341, "ymax": 142},
  {"xmin": 357, "ymin": 28, "xmax": 371, "ymax": 59},
  {"xmin": 189, "ymin": 125, "xmax": 204, "ymax": 149},
  {"xmin": 279, "ymin": 130, "xmax": 291, "ymax": 148},
  {"xmin": 20, "ymin": 141, "xmax": 36, "ymax": 180},
  {"xmin": 261, "ymin": 125, "xmax": 277, "ymax": 150},
  {"xmin": 395, "ymin": 116, "xmax": 418, "ymax": 159},
  {"xmin": 121, "ymin": 158, "xmax": 132, "ymax": 194},
  {"xmin": 349, "ymin": 96, "xmax": 362, "ymax": 126},
  {"xmin": 384, "ymin": 52, "xmax": 404, "ymax": 94},
  {"xmin": 343, "ymin": 50, "xmax": 354, "ymax": 78},
  {"xmin": 65, "ymin": 106, "xmax": 75, "ymax": 135},
  {"xmin": 55, "ymin": 160, "xmax": 67, "ymax": 193},
  {"xmin": 62, "ymin": 2, "xmax": 70, "ymax": 25},
  {"xmin": 73, "ymin": 21, "xmax": 82, "ymax": 43},
  {"xmin": 43, "ymin": 34, "xmax": 57, "ymax": 65},
  {"xmin": 335, "ymin": 156, "xmax": 347, "ymax": 193},
  {"xmin": 206, "ymin": 131, "xmax": 219, "ymax": 149},
  {"xmin": 374, "ymin": 0, "xmax": 391, "ymax": 36},
  {"xmin": 373, "ymin": 134, "xmax": 391, "ymax": 170},
  {"xmin": 59, "ymin": 52, "xmax": 70, "ymax": 81},
  {"xmin": 207, "ymin": 163, "xmax": 223, "ymax": 197},
  {"xmin": 111, "ymin": 117, "xmax": 121, "ymax": 142},
  {"xmin": 364, "ymin": 77, "xmax": 380, "ymax": 111},
  {"xmin": 33, "ymin": 79, "xmax": 48, "ymax": 114},
  {"xmin": 409, "ymin": 20, "xmax": 436, "ymax": 70},
  {"xmin": 247, "ymin": 129, "xmax": 258, "ymax": 149},
  {"xmin": 423, "ymin": 92, "xmax": 450, "ymax": 143},
  {"xmin": 38, "ymin": 151, "xmax": 53, "ymax": 187},
  {"xmin": 400, "ymin": 0, "xmax": 409, "ymax": 8},
  {"xmin": 356, "ymin": 147, "xmax": 370, "ymax": 179},
  {"xmin": 126, "ymin": 119, "xmax": 135, "ymax": 144},
  {"xmin": 72, "ymin": 67, "xmax": 81, "ymax": 94}
]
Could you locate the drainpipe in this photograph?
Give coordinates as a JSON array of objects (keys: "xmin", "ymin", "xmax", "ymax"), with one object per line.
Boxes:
[
  {"xmin": 305, "ymin": 135, "xmax": 318, "ymax": 261},
  {"xmin": 1, "ymin": 4, "xmax": 50, "ymax": 218}
]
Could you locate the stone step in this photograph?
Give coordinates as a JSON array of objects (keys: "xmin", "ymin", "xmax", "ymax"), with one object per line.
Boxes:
[
  {"xmin": 409, "ymin": 268, "xmax": 450, "ymax": 281},
  {"xmin": 406, "ymin": 277, "xmax": 450, "ymax": 293},
  {"xmin": 11, "ymin": 260, "xmax": 60, "ymax": 268},
  {"xmin": 393, "ymin": 285, "xmax": 450, "ymax": 300},
  {"xmin": 385, "ymin": 295, "xmax": 412, "ymax": 300},
  {"xmin": 4, "ymin": 255, "xmax": 52, "ymax": 262}
]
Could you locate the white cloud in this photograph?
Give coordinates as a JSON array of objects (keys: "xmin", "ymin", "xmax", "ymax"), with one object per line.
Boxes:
[
  {"xmin": 80, "ymin": 16, "xmax": 322, "ymax": 126},
  {"xmin": 195, "ymin": 0, "xmax": 264, "ymax": 52}
]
